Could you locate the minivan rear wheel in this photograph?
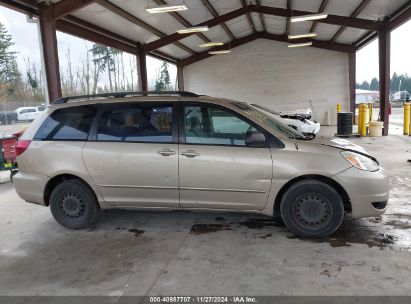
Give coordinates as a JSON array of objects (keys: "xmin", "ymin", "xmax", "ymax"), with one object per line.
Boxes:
[
  {"xmin": 50, "ymin": 179, "xmax": 98, "ymax": 229},
  {"xmin": 280, "ymin": 180, "xmax": 344, "ymax": 238}
]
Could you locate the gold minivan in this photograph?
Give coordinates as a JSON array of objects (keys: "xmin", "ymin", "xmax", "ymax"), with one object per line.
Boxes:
[{"xmin": 13, "ymin": 92, "xmax": 389, "ymax": 237}]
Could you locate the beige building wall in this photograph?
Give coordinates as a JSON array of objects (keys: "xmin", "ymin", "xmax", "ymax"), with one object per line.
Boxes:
[{"xmin": 184, "ymin": 39, "xmax": 350, "ymax": 125}]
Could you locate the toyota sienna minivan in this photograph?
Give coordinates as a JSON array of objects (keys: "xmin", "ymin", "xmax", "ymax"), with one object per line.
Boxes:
[{"xmin": 13, "ymin": 92, "xmax": 389, "ymax": 237}]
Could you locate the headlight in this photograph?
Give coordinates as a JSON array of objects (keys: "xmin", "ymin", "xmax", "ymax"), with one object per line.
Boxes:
[{"xmin": 341, "ymin": 151, "xmax": 379, "ymax": 171}]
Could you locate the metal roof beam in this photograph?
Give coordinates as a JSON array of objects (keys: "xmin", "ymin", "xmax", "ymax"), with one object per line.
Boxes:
[
  {"xmin": 285, "ymin": 0, "xmax": 292, "ymax": 35},
  {"xmin": 310, "ymin": 0, "xmax": 329, "ymax": 33},
  {"xmin": 151, "ymin": 0, "xmax": 210, "ymax": 43},
  {"xmin": 144, "ymin": 6, "xmax": 249, "ymax": 52},
  {"xmin": 179, "ymin": 32, "xmax": 355, "ymax": 66},
  {"xmin": 255, "ymin": 0, "xmax": 267, "ymax": 32},
  {"xmin": 260, "ymin": 32, "xmax": 354, "ymax": 53},
  {"xmin": 200, "ymin": 0, "xmax": 236, "ymax": 40},
  {"xmin": 51, "ymin": 0, "xmax": 96, "ymax": 20},
  {"xmin": 254, "ymin": 6, "xmax": 380, "ymax": 31},
  {"xmin": 389, "ymin": 1, "xmax": 411, "ymax": 31},
  {"xmin": 329, "ymin": 0, "xmax": 372, "ymax": 43},
  {"xmin": 240, "ymin": 0, "xmax": 256, "ymax": 34},
  {"xmin": 96, "ymin": 0, "xmax": 196, "ymax": 55},
  {"xmin": 179, "ymin": 33, "xmax": 259, "ymax": 66},
  {"xmin": 354, "ymin": 1, "xmax": 411, "ymax": 50}
]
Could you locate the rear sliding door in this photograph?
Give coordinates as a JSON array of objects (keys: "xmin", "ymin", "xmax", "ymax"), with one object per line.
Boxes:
[{"xmin": 83, "ymin": 102, "xmax": 179, "ymax": 208}]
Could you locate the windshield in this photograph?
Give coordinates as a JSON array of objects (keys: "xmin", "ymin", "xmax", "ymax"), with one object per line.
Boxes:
[{"xmin": 231, "ymin": 102, "xmax": 306, "ymax": 140}]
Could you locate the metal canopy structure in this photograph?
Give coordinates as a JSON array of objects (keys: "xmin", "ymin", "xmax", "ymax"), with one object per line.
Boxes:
[{"xmin": 1, "ymin": 0, "xmax": 411, "ymax": 135}]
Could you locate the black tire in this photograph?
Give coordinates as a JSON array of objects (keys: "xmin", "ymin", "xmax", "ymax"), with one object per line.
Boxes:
[
  {"xmin": 280, "ymin": 180, "xmax": 344, "ymax": 238},
  {"xmin": 50, "ymin": 179, "xmax": 98, "ymax": 229}
]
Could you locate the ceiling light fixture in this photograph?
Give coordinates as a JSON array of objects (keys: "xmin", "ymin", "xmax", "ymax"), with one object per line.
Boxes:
[
  {"xmin": 208, "ymin": 50, "xmax": 231, "ymax": 55},
  {"xmin": 288, "ymin": 33, "xmax": 317, "ymax": 39},
  {"xmin": 146, "ymin": 4, "xmax": 188, "ymax": 14},
  {"xmin": 198, "ymin": 42, "xmax": 224, "ymax": 48},
  {"xmin": 177, "ymin": 26, "xmax": 209, "ymax": 34},
  {"xmin": 288, "ymin": 42, "xmax": 313, "ymax": 48},
  {"xmin": 291, "ymin": 13, "xmax": 328, "ymax": 23}
]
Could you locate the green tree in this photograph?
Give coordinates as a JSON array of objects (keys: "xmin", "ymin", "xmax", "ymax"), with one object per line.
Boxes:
[
  {"xmin": 89, "ymin": 44, "xmax": 120, "ymax": 92},
  {"xmin": 391, "ymin": 72, "xmax": 400, "ymax": 92},
  {"xmin": 154, "ymin": 61, "xmax": 171, "ymax": 91},
  {"xmin": 359, "ymin": 80, "xmax": 370, "ymax": 90},
  {"xmin": 0, "ymin": 22, "xmax": 20, "ymax": 96},
  {"xmin": 369, "ymin": 77, "xmax": 379, "ymax": 91}
]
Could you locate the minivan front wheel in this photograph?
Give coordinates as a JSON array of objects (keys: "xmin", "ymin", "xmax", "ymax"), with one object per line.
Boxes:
[
  {"xmin": 280, "ymin": 180, "xmax": 344, "ymax": 238},
  {"xmin": 50, "ymin": 179, "xmax": 98, "ymax": 229}
]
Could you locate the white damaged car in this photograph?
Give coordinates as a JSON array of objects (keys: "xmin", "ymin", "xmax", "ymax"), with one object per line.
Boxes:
[{"xmin": 252, "ymin": 104, "xmax": 320, "ymax": 139}]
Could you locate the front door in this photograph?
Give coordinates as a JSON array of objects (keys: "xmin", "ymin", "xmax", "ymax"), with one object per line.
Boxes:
[
  {"xmin": 179, "ymin": 103, "xmax": 273, "ymax": 210},
  {"xmin": 83, "ymin": 102, "xmax": 179, "ymax": 208}
]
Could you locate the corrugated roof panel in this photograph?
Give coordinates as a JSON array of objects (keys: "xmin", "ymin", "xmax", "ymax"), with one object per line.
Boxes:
[
  {"xmin": 179, "ymin": 35, "xmax": 213, "ymax": 53},
  {"xmin": 292, "ymin": 0, "xmax": 324, "ymax": 13},
  {"xmin": 261, "ymin": 0, "xmax": 286, "ymax": 9},
  {"xmin": 288, "ymin": 19, "xmax": 312, "ymax": 35},
  {"xmin": 211, "ymin": 0, "xmax": 242, "ymax": 15},
  {"xmin": 315, "ymin": 23, "xmax": 342, "ymax": 41},
  {"xmin": 177, "ymin": 0, "xmax": 214, "ymax": 26},
  {"xmin": 358, "ymin": 0, "xmax": 409, "ymax": 20},
  {"xmin": 109, "ymin": 0, "xmax": 183, "ymax": 35},
  {"xmin": 324, "ymin": 0, "xmax": 362, "ymax": 17},
  {"xmin": 264, "ymin": 15, "xmax": 286, "ymax": 35},
  {"xmin": 225, "ymin": 15, "xmax": 252, "ymax": 38},
  {"xmin": 251, "ymin": 12, "xmax": 264, "ymax": 32},
  {"xmin": 336, "ymin": 27, "xmax": 368, "ymax": 44},
  {"xmin": 71, "ymin": 3, "xmax": 154, "ymax": 43},
  {"xmin": 157, "ymin": 44, "xmax": 190, "ymax": 60}
]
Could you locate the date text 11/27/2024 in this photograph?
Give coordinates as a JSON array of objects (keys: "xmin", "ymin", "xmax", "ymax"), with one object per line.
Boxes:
[{"xmin": 148, "ymin": 296, "xmax": 257, "ymax": 303}]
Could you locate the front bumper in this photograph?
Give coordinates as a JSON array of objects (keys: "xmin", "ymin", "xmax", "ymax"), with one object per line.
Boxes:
[{"xmin": 333, "ymin": 167, "xmax": 389, "ymax": 218}]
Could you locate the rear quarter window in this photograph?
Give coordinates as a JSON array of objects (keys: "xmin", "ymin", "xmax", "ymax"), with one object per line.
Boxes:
[{"xmin": 34, "ymin": 105, "xmax": 98, "ymax": 141}]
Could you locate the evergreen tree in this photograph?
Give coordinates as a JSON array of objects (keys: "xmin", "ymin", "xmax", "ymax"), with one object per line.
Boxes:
[
  {"xmin": 369, "ymin": 77, "xmax": 379, "ymax": 91},
  {"xmin": 0, "ymin": 22, "xmax": 20, "ymax": 96},
  {"xmin": 90, "ymin": 44, "xmax": 120, "ymax": 92},
  {"xmin": 154, "ymin": 61, "xmax": 171, "ymax": 91},
  {"xmin": 360, "ymin": 80, "xmax": 370, "ymax": 90},
  {"xmin": 391, "ymin": 72, "xmax": 400, "ymax": 92}
]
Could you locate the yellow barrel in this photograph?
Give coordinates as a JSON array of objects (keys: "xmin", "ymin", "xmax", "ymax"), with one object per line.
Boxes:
[
  {"xmin": 359, "ymin": 103, "xmax": 368, "ymax": 136},
  {"xmin": 368, "ymin": 103, "xmax": 373, "ymax": 122},
  {"xmin": 357, "ymin": 106, "xmax": 362, "ymax": 130},
  {"xmin": 337, "ymin": 103, "xmax": 341, "ymax": 113},
  {"xmin": 404, "ymin": 102, "xmax": 410, "ymax": 135}
]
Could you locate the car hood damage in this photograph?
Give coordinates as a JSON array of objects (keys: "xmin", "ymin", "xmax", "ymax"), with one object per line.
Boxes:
[{"xmin": 313, "ymin": 138, "xmax": 372, "ymax": 157}]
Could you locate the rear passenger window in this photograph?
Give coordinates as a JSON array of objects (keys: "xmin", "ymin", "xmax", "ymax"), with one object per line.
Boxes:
[
  {"xmin": 34, "ymin": 105, "xmax": 97, "ymax": 141},
  {"xmin": 96, "ymin": 104, "xmax": 173, "ymax": 143}
]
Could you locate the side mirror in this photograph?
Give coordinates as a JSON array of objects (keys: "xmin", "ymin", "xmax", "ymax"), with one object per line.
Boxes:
[{"xmin": 245, "ymin": 131, "xmax": 266, "ymax": 147}]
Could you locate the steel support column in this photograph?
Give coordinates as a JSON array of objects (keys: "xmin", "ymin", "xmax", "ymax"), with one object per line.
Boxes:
[
  {"xmin": 348, "ymin": 51, "xmax": 356, "ymax": 113},
  {"xmin": 177, "ymin": 65, "xmax": 184, "ymax": 91},
  {"xmin": 39, "ymin": 5, "xmax": 61, "ymax": 103},
  {"xmin": 378, "ymin": 21, "xmax": 390, "ymax": 136},
  {"xmin": 137, "ymin": 44, "xmax": 148, "ymax": 91}
]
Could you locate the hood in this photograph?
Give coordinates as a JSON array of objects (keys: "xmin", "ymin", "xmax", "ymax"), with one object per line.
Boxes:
[{"xmin": 312, "ymin": 137, "xmax": 371, "ymax": 156}]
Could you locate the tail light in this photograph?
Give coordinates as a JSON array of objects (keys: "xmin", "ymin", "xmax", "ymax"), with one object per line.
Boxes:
[{"xmin": 15, "ymin": 140, "xmax": 31, "ymax": 157}]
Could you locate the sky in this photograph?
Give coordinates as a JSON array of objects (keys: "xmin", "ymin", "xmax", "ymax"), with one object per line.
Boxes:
[
  {"xmin": 0, "ymin": 4, "xmax": 410, "ymax": 88},
  {"xmin": 0, "ymin": 6, "xmax": 176, "ymax": 89},
  {"xmin": 356, "ymin": 20, "xmax": 411, "ymax": 82}
]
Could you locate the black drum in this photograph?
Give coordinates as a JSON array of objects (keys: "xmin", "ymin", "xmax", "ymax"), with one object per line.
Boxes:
[{"xmin": 337, "ymin": 112, "xmax": 353, "ymax": 135}]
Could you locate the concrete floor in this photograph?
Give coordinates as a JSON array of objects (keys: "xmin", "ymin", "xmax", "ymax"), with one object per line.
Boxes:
[{"xmin": 0, "ymin": 120, "xmax": 410, "ymax": 296}]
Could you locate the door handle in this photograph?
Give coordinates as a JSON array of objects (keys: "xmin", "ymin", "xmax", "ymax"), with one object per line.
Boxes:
[
  {"xmin": 157, "ymin": 149, "xmax": 176, "ymax": 156},
  {"xmin": 181, "ymin": 150, "xmax": 200, "ymax": 158}
]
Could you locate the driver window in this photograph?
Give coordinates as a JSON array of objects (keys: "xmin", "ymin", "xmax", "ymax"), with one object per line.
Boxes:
[{"xmin": 184, "ymin": 104, "xmax": 262, "ymax": 146}]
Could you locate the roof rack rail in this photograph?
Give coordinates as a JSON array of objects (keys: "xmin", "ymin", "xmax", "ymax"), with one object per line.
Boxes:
[{"xmin": 51, "ymin": 91, "xmax": 200, "ymax": 104}]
